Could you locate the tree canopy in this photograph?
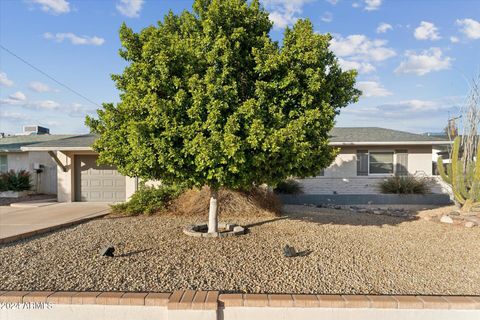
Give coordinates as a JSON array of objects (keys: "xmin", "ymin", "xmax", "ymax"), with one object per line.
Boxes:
[{"xmin": 86, "ymin": 0, "xmax": 360, "ymax": 191}]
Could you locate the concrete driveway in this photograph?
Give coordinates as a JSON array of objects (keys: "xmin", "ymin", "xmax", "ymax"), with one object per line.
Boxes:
[{"xmin": 0, "ymin": 202, "xmax": 110, "ymax": 243}]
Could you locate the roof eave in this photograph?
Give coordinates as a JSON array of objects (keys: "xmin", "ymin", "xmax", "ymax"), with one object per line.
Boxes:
[
  {"xmin": 0, "ymin": 149, "xmax": 24, "ymax": 153},
  {"xmin": 20, "ymin": 147, "xmax": 93, "ymax": 151}
]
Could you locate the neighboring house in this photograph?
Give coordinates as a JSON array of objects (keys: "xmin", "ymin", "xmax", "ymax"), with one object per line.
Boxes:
[
  {"xmin": 0, "ymin": 127, "xmax": 72, "ymax": 194},
  {"xmin": 298, "ymin": 127, "xmax": 450, "ymax": 195},
  {"xmin": 21, "ymin": 127, "xmax": 451, "ymax": 203}
]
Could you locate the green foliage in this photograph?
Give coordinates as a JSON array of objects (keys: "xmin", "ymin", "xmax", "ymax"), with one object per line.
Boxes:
[
  {"xmin": 379, "ymin": 176, "xmax": 430, "ymax": 194},
  {"xmin": 438, "ymin": 136, "xmax": 480, "ymax": 210},
  {"xmin": 274, "ymin": 179, "xmax": 303, "ymax": 194},
  {"xmin": 111, "ymin": 184, "xmax": 184, "ymax": 216},
  {"xmin": 86, "ymin": 0, "xmax": 360, "ymax": 192},
  {"xmin": 0, "ymin": 170, "xmax": 32, "ymax": 192}
]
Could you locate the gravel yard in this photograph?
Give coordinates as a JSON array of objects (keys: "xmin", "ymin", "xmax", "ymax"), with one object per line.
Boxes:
[{"xmin": 1, "ymin": 205, "xmax": 479, "ymax": 295}]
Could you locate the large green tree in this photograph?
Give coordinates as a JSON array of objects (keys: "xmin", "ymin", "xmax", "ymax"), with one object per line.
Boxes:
[{"xmin": 87, "ymin": 0, "xmax": 360, "ymax": 233}]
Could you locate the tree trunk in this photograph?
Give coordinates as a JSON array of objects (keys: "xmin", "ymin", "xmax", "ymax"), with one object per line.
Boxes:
[{"xmin": 208, "ymin": 188, "xmax": 219, "ymax": 233}]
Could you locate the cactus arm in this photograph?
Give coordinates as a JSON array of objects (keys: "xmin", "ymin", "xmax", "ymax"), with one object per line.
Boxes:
[
  {"xmin": 469, "ymin": 141, "xmax": 480, "ymax": 202},
  {"xmin": 437, "ymin": 156, "xmax": 450, "ymax": 184},
  {"xmin": 451, "ymin": 137, "xmax": 467, "ymax": 204}
]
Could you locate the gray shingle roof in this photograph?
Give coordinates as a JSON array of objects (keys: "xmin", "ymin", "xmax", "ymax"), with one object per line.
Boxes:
[
  {"xmin": 20, "ymin": 134, "xmax": 97, "ymax": 150},
  {"xmin": 329, "ymin": 127, "xmax": 448, "ymax": 143},
  {"xmin": 20, "ymin": 127, "xmax": 449, "ymax": 151},
  {"xmin": 0, "ymin": 134, "xmax": 73, "ymax": 152}
]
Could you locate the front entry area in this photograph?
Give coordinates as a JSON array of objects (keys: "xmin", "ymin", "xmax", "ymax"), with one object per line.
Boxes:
[{"xmin": 74, "ymin": 155, "xmax": 126, "ymax": 202}]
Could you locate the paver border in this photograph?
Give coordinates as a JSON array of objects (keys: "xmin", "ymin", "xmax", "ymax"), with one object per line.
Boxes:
[{"xmin": 0, "ymin": 290, "xmax": 479, "ymax": 310}]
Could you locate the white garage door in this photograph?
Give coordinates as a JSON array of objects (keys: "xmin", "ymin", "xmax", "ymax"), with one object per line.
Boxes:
[{"xmin": 74, "ymin": 155, "xmax": 126, "ymax": 202}]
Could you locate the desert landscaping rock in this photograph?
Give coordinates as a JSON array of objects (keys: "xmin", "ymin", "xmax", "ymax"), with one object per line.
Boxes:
[
  {"xmin": 183, "ymin": 222, "xmax": 245, "ymax": 238},
  {"xmin": 1, "ymin": 205, "xmax": 479, "ymax": 295},
  {"xmin": 465, "ymin": 221, "xmax": 476, "ymax": 228},
  {"xmin": 440, "ymin": 215, "xmax": 454, "ymax": 224}
]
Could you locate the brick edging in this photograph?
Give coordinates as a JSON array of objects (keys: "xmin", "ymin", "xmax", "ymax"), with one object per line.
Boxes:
[{"xmin": 0, "ymin": 290, "xmax": 479, "ymax": 310}]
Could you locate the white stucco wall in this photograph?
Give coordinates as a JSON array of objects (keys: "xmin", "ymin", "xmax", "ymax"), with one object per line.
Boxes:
[
  {"xmin": 56, "ymin": 151, "xmax": 136, "ymax": 202},
  {"xmin": 3, "ymin": 151, "xmax": 57, "ymax": 194},
  {"xmin": 51, "ymin": 145, "xmax": 442, "ymax": 201},
  {"xmin": 298, "ymin": 145, "xmax": 444, "ymax": 195}
]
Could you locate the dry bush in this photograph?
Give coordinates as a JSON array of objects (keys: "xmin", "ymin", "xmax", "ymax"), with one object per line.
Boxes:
[{"xmin": 168, "ymin": 186, "xmax": 281, "ymax": 217}]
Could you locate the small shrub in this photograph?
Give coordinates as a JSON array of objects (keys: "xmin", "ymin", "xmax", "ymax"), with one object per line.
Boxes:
[
  {"xmin": 274, "ymin": 179, "xmax": 303, "ymax": 194},
  {"xmin": 0, "ymin": 170, "xmax": 32, "ymax": 191},
  {"xmin": 111, "ymin": 184, "xmax": 184, "ymax": 216},
  {"xmin": 379, "ymin": 176, "xmax": 431, "ymax": 194},
  {"xmin": 169, "ymin": 186, "xmax": 281, "ymax": 217}
]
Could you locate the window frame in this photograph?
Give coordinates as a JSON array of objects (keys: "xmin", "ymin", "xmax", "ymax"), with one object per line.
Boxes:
[
  {"xmin": 368, "ymin": 150, "xmax": 395, "ymax": 176},
  {"xmin": 0, "ymin": 154, "xmax": 8, "ymax": 173}
]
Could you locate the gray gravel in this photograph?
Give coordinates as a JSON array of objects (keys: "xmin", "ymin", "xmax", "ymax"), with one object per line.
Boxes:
[{"xmin": 1, "ymin": 205, "xmax": 479, "ymax": 295}]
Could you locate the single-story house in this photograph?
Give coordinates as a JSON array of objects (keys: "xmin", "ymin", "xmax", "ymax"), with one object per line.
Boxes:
[
  {"xmin": 0, "ymin": 128, "xmax": 72, "ymax": 194},
  {"xmin": 299, "ymin": 127, "xmax": 450, "ymax": 195},
  {"xmin": 19, "ymin": 127, "xmax": 451, "ymax": 203}
]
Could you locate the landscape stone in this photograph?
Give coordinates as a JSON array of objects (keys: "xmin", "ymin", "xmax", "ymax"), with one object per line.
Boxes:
[
  {"xmin": 465, "ymin": 221, "xmax": 476, "ymax": 228},
  {"xmin": 440, "ymin": 215, "xmax": 454, "ymax": 224}
]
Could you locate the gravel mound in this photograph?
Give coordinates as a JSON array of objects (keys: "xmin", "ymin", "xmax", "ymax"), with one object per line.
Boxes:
[{"xmin": 1, "ymin": 205, "xmax": 479, "ymax": 295}]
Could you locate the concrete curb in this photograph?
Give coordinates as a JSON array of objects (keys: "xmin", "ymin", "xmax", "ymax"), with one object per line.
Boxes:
[
  {"xmin": 0, "ymin": 212, "xmax": 109, "ymax": 245},
  {"xmin": 1, "ymin": 290, "xmax": 479, "ymax": 320}
]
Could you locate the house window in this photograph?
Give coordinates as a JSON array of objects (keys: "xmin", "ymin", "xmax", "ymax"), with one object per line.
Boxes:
[
  {"xmin": 357, "ymin": 150, "xmax": 369, "ymax": 176},
  {"xmin": 369, "ymin": 152, "xmax": 394, "ymax": 174},
  {"xmin": 0, "ymin": 155, "xmax": 7, "ymax": 172}
]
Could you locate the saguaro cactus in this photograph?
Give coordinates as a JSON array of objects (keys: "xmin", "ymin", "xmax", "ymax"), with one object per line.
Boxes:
[{"xmin": 437, "ymin": 136, "xmax": 480, "ymax": 212}]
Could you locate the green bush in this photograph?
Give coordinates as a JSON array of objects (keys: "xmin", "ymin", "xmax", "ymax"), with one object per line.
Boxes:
[
  {"xmin": 274, "ymin": 179, "xmax": 303, "ymax": 194},
  {"xmin": 111, "ymin": 184, "xmax": 184, "ymax": 216},
  {"xmin": 0, "ymin": 170, "xmax": 32, "ymax": 191},
  {"xmin": 379, "ymin": 176, "xmax": 431, "ymax": 194}
]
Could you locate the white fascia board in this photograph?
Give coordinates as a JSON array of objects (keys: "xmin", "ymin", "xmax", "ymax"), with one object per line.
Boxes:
[{"xmin": 20, "ymin": 146, "xmax": 93, "ymax": 151}]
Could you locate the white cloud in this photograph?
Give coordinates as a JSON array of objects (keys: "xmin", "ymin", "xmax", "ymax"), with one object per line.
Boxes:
[
  {"xmin": 28, "ymin": 81, "xmax": 58, "ymax": 93},
  {"xmin": 331, "ymin": 34, "xmax": 395, "ymax": 74},
  {"xmin": 414, "ymin": 21, "xmax": 441, "ymax": 40},
  {"xmin": 116, "ymin": 0, "xmax": 144, "ymax": 18},
  {"xmin": 68, "ymin": 103, "xmax": 97, "ymax": 117},
  {"xmin": 9, "ymin": 91, "xmax": 27, "ymax": 101},
  {"xmin": 0, "ymin": 97, "xmax": 60, "ymax": 110},
  {"xmin": 450, "ymin": 36, "xmax": 460, "ymax": 43},
  {"xmin": 364, "ymin": 0, "xmax": 382, "ymax": 11},
  {"xmin": 395, "ymin": 48, "xmax": 452, "ymax": 76},
  {"xmin": 348, "ymin": 99, "xmax": 454, "ymax": 117},
  {"xmin": 356, "ymin": 81, "xmax": 392, "ymax": 97},
  {"xmin": 321, "ymin": 12, "xmax": 333, "ymax": 23},
  {"xmin": 262, "ymin": 0, "xmax": 312, "ymax": 29},
  {"xmin": 376, "ymin": 23, "xmax": 392, "ymax": 34},
  {"xmin": 338, "ymin": 58, "xmax": 376, "ymax": 74},
  {"xmin": 326, "ymin": 0, "xmax": 339, "ymax": 4},
  {"xmin": 31, "ymin": 0, "xmax": 70, "ymax": 14},
  {"xmin": 0, "ymin": 111, "xmax": 30, "ymax": 121},
  {"xmin": 352, "ymin": 2, "xmax": 360, "ymax": 8},
  {"xmin": 43, "ymin": 32, "xmax": 105, "ymax": 46},
  {"xmin": 34, "ymin": 100, "xmax": 60, "ymax": 110},
  {"xmin": 330, "ymin": 34, "xmax": 396, "ymax": 62},
  {"xmin": 456, "ymin": 18, "xmax": 480, "ymax": 40},
  {"xmin": 0, "ymin": 72, "xmax": 14, "ymax": 87},
  {"xmin": 338, "ymin": 96, "xmax": 463, "ymax": 133}
]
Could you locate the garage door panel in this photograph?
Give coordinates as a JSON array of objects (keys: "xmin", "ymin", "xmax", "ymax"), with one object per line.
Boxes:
[
  {"xmin": 103, "ymin": 180, "xmax": 114, "ymax": 187},
  {"xmin": 75, "ymin": 155, "xmax": 126, "ymax": 202}
]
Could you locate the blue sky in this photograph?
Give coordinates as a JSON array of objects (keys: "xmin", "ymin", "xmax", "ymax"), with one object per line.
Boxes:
[{"xmin": 0, "ymin": 0, "xmax": 479, "ymax": 135}]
